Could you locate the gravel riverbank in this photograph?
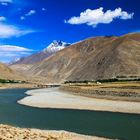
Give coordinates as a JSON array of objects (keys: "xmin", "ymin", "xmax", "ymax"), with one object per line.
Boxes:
[{"xmin": 0, "ymin": 124, "xmax": 109, "ymax": 140}]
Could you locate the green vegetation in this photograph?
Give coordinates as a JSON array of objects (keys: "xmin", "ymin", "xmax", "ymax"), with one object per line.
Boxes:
[
  {"xmin": 98, "ymin": 78, "xmax": 140, "ymax": 83},
  {"xmin": 64, "ymin": 80, "xmax": 91, "ymax": 84},
  {"xmin": 0, "ymin": 79, "xmax": 26, "ymax": 84},
  {"xmin": 64, "ymin": 78, "xmax": 140, "ymax": 84},
  {"xmin": 116, "ymin": 75, "xmax": 140, "ymax": 78}
]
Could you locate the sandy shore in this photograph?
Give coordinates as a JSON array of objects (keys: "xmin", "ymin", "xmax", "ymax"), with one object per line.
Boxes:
[
  {"xmin": 0, "ymin": 124, "xmax": 109, "ymax": 140},
  {"xmin": 18, "ymin": 88, "xmax": 140, "ymax": 114}
]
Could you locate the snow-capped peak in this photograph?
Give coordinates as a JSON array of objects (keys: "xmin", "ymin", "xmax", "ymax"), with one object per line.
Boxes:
[
  {"xmin": 9, "ymin": 57, "xmax": 21, "ymax": 65},
  {"xmin": 43, "ymin": 40, "xmax": 70, "ymax": 54}
]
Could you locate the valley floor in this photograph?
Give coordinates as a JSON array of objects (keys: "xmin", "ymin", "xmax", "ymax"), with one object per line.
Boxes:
[
  {"xmin": 18, "ymin": 85, "xmax": 140, "ymax": 114},
  {"xmin": 60, "ymin": 82, "xmax": 140, "ymax": 102}
]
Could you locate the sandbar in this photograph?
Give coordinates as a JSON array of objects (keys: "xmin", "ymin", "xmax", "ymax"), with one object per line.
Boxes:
[{"xmin": 18, "ymin": 88, "xmax": 140, "ymax": 114}]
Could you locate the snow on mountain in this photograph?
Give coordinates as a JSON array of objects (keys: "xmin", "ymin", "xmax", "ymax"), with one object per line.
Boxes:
[
  {"xmin": 10, "ymin": 40, "xmax": 71, "ymax": 65},
  {"xmin": 43, "ymin": 40, "xmax": 70, "ymax": 54}
]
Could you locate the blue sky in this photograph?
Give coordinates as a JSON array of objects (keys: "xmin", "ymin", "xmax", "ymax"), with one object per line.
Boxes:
[{"xmin": 0, "ymin": 0, "xmax": 139, "ymax": 63}]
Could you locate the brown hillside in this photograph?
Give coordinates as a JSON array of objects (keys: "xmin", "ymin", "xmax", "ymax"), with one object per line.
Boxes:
[
  {"xmin": 17, "ymin": 33, "xmax": 140, "ymax": 83},
  {"xmin": 0, "ymin": 63, "xmax": 15, "ymax": 79},
  {"xmin": 0, "ymin": 63, "xmax": 25, "ymax": 80}
]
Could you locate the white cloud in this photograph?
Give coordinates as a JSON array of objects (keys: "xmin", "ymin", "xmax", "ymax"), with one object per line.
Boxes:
[
  {"xmin": 0, "ymin": 45, "xmax": 32, "ymax": 52},
  {"xmin": 0, "ymin": 16, "xmax": 6, "ymax": 21},
  {"xmin": 20, "ymin": 10, "xmax": 36, "ymax": 20},
  {"xmin": 0, "ymin": 15, "xmax": 34, "ymax": 38},
  {"xmin": 0, "ymin": 23, "xmax": 35, "ymax": 38},
  {"xmin": 0, "ymin": 0, "xmax": 12, "ymax": 5},
  {"xmin": 0, "ymin": 45, "xmax": 33, "ymax": 63},
  {"xmin": 65, "ymin": 7, "xmax": 134, "ymax": 27},
  {"xmin": 25, "ymin": 10, "xmax": 36, "ymax": 16}
]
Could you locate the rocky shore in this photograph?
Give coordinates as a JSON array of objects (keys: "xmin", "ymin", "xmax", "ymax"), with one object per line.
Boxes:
[{"xmin": 0, "ymin": 124, "xmax": 109, "ymax": 140}]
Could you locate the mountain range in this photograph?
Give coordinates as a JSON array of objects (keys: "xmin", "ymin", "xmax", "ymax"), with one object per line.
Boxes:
[
  {"xmin": 10, "ymin": 40, "xmax": 70, "ymax": 74},
  {"xmin": 12, "ymin": 40, "xmax": 70, "ymax": 65},
  {"xmin": 8, "ymin": 33, "xmax": 140, "ymax": 83}
]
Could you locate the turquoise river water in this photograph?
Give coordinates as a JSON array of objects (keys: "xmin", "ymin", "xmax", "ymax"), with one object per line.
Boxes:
[{"xmin": 0, "ymin": 88, "xmax": 140, "ymax": 140}]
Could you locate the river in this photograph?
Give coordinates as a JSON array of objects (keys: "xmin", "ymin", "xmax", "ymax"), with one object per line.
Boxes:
[{"xmin": 0, "ymin": 88, "xmax": 140, "ymax": 140}]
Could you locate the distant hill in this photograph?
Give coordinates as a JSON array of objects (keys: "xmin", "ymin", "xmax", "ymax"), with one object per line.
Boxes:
[
  {"xmin": 0, "ymin": 63, "xmax": 19, "ymax": 79},
  {"xmin": 11, "ymin": 40, "xmax": 70, "ymax": 65},
  {"xmin": 10, "ymin": 40, "xmax": 70, "ymax": 75},
  {"xmin": 22, "ymin": 33, "xmax": 140, "ymax": 83}
]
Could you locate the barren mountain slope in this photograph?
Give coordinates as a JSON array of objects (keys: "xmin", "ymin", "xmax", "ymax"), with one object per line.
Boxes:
[
  {"xmin": 19, "ymin": 33, "xmax": 140, "ymax": 82},
  {"xmin": 0, "ymin": 63, "xmax": 21, "ymax": 80},
  {"xmin": 10, "ymin": 40, "xmax": 70, "ymax": 74}
]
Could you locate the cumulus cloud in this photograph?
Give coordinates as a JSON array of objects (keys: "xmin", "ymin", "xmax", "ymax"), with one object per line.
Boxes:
[
  {"xmin": 0, "ymin": 23, "xmax": 35, "ymax": 38},
  {"xmin": 0, "ymin": 45, "xmax": 33, "ymax": 63},
  {"xmin": 65, "ymin": 7, "xmax": 134, "ymax": 27},
  {"xmin": 25, "ymin": 10, "xmax": 36, "ymax": 16}
]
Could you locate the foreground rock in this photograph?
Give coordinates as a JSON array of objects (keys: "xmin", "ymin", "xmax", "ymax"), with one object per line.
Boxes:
[{"xmin": 0, "ymin": 124, "xmax": 109, "ymax": 140}]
